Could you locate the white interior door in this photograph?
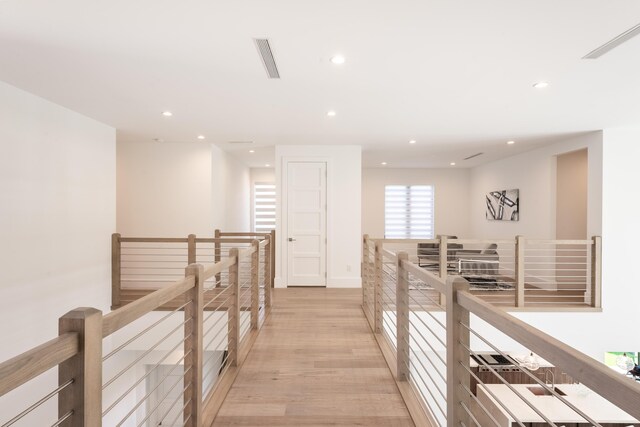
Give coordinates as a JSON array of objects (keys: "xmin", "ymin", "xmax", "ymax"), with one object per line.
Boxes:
[{"xmin": 286, "ymin": 162, "xmax": 327, "ymax": 286}]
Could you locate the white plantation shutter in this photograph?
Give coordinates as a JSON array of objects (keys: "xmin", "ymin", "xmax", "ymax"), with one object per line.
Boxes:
[
  {"xmin": 385, "ymin": 185, "xmax": 435, "ymax": 239},
  {"xmin": 254, "ymin": 183, "xmax": 276, "ymax": 232}
]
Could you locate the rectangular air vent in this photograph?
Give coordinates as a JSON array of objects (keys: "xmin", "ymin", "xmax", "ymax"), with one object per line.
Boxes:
[
  {"xmin": 583, "ymin": 22, "xmax": 640, "ymax": 59},
  {"xmin": 254, "ymin": 38, "xmax": 280, "ymax": 78},
  {"xmin": 228, "ymin": 141, "xmax": 254, "ymax": 144},
  {"xmin": 464, "ymin": 152, "xmax": 484, "ymax": 160}
]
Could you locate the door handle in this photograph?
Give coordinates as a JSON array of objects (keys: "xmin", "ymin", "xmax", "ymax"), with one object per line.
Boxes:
[{"xmin": 288, "ymin": 237, "xmax": 296, "ymax": 242}]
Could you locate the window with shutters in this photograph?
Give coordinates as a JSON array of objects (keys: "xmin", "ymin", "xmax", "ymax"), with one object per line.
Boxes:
[
  {"xmin": 253, "ymin": 183, "xmax": 276, "ymax": 233},
  {"xmin": 384, "ymin": 185, "xmax": 435, "ymax": 239}
]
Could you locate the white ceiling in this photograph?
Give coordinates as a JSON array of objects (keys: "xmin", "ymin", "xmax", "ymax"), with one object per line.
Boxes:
[{"xmin": 1, "ymin": 0, "xmax": 639, "ymax": 168}]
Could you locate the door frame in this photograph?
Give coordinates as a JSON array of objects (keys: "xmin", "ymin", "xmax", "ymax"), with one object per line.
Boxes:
[{"xmin": 280, "ymin": 157, "xmax": 330, "ymax": 287}]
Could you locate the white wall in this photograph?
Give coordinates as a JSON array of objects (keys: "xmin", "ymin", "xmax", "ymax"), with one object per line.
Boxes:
[
  {"xmin": 275, "ymin": 145, "xmax": 361, "ymax": 288},
  {"xmin": 469, "ymin": 132, "xmax": 603, "ymax": 239},
  {"xmin": 0, "ymin": 81, "xmax": 115, "ymax": 420},
  {"xmin": 211, "ymin": 145, "xmax": 251, "ymax": 232},
  {"xmin": 362, "ymin": 168, "xmax": 471, "ymax": 238},
  {"xmin": 117, "ymin": 142, "xmax": 250, "ymax": 236}
]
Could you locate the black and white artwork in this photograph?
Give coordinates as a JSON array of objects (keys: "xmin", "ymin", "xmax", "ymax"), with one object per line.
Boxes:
[{"xmin": 486, "ymin": 189, "xmax": 519, "ymax": 221}]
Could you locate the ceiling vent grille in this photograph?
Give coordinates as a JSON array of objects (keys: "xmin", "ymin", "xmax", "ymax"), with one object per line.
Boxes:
[
  {"xmin": 228, "ymin": 141, "xmax": 254, "ymax": 144},
  {"xmin": 464, "ymin": 152, "xmax": 484, "ymax": 161},
  {"xmin": 254, "ymin": 38, "xmax": 280, "ymax": 78},
  {"xmin": 583, "ymin": 22, "xmax": 640, "ymax": 59}
]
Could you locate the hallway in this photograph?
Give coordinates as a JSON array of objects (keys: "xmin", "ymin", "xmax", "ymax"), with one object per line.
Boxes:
[{"xmin": 212, "ymin": 288, "xmax": 415, "ymax": 426}]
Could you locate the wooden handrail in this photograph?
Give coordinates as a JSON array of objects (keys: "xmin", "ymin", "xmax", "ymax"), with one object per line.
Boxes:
[
  {"xmin": 216, "ymin": 231, "xmax": 270, "ymax": 237},
  {"xmin": 196, "ymin": 238, "xmax": 261, "ymax": 244},
  {"xmin": 202, "ymin": 257, "xmax": 236, "ymax": 281},
  {"xmin": 102, "ymin": 276, "xmax": 195, "ymax": 337},
  {"xmin": 120, "ymin": 237, "xmax": 189, "ymax": 243},
  {"xmin": 0, "ymin": 333, "xmax": 79, "ymax": 397},
  {"xmin": 381, "ymin": 248, "xmax": 397, "ymax": 261},
  {"xmin": 457, "ymin": 290, "xmax": 640, "ymax": 420}
]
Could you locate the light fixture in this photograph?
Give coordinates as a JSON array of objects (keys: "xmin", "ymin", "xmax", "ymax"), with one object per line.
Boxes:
[
  {"xmin": 450, "ymin": 162, "xmax": 456, "ymax": 166},
  {"xmin": 249, "ymin": 150, "xmax": 255, "ymax": 153},
  {"xmin": 507, "ymin": 140, "xmax": 515, "ymax": 145},
  {"xmin": 330, "ymin": 55, "xmax": 346, "ymax": 65},
  {"xmin": 533, "ymin": 81, "xmax": 549, "ymax": 89},
  {"xmin": 381, "ymin": 162, "xmax": 387, "ymax": 166},
  {"xmin": 162, "ymin": 111, "xmax": 173, "ymax": 117},
  {"xmin": 197, "ymin": 135, "xmax": 205, "ymax": 140},
  {"xmin": 409, "ymin": 140, "xmax": 416, "ymax": 144},
  {"xmin": 265, "ymin": 163, "xmax": 271, "ymax": 167},
  {"xmin": 327, "ymin": 110, "xmax": 336, "ymax": 117}
]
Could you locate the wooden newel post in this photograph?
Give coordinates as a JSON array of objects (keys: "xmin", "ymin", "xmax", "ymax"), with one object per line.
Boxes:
[
  {"xmin": 214, "ymin": 229, "xmax": 221, "ymax": 287},
  {"xmin": 362, "ymin": 234, "xmax": 370, "ymax": 309},
  {"xmin": 439, "ymin": 236, "xmax": 448, "ymax": 306},
  {"xmin": 58, "ymin": 307, "xmax": 103, "ymax": 427},
  {"xmin": 184, "ymin": 263, "xmax": 204, "ymax": 426},
  {"xmin": 228, "ymin": 248, "xmax": 240, "ymax": 366},
  {"xmin": 396, "ymin": 251, "xmax": 410, "ymax": 382},
  {"xmin": 264, "ymin": 235, "xmax": 272, "ymax": 308},
  {"xmin": 188, "ymin": 234, "xmax": 197, "ymax": 265},
  {"xmin": 515, "ymin": 235, "xmax": 525, "ymax": 307},
  {"xmin": 111, "ymin": 233, "xmax": 121, "ymax": 308},
  {"xmin": 251, "ymin": 240, "xmax": 260, "ymax": 329},
  {"xmin": 591, "ymin": 236, "xmax": 602, "ymax": 308},
  {"xmin": 270, "ymin": 229, "xmax": 276, "ymax": 289},
  {"xmin": 374, "ymin": 241, "xmax": 384, "ymax": 334},
  {"xmin": 446, "ymin": 276, "xmax": 470, "ymax": 427}
]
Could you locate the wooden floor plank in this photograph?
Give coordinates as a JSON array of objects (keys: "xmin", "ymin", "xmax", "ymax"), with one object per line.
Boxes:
[{"xmin": 212, "ymin": 288, "xmax": 415, "ymax": 427}]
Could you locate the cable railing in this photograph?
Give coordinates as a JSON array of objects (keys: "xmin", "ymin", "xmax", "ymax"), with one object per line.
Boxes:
[
  {"xmin": 362, "ymin": 234, "xmax": 602, "ymax": 311},
  {"xmin": 362, "ymin": 239, "xmax": 640, "ymax": 427},
  {"xmin": 112, "ymin": 230, "xmax": 275, "ymax": 309},
  {"xmin": 1, "ymin": 230, "xmax": 273, "ymax": 427}
]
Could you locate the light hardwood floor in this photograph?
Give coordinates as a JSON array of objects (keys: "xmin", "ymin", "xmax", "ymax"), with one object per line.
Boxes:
[{"xmin": 212, "ymin": 288, "xmax": 415, "ymax": 426}]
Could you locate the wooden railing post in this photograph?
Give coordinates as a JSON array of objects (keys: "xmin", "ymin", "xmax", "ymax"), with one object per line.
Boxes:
[
  {"xmin": 446, "ymin": 277, "xmax": 470, "ymax": 427},
  {"xmin": 270, "ymin": 229, "xmax": 276, "ymax": 289},
  {"xmin": 111, "ymin": 233, "xmax": 121, "ymax": 308},
  {"xmin": 374, "ymin": 241, "xmax": 384, "ymax": 334},
  {"xmin": 251, "ymin": 239, "xmax": 260, "ymax": 329},
  {"xmin": 362, "ymin": 234, "xmax": 370, "ymax": 308},
  {"xmin": 396, "ymin": 252, "xmax": 410, "ymax": 381},
  {"xmin": 515, "ymin": 235, "xmax": 525, "ymax": 307},
  {"xmin": 214, "ymin": 229, "xmax": 221, "ymax": 287},
  {"xmin": 228, "ymin": 248, "xmax": 240, "ymax": 366},
  {"xmin": 188, "ymin": 233, "xmax": 196, "ymax": 265},
  {"xmin": 184, "ymin": 263, "xmax": 204, "ymax": 426},
  {"xmin": 58, "ymin": 307, "xmax": 102, "ymax": 427},
  {"xmin": 264, "ymin": 235, "xmax": 272, "ymax": 308},
  {"xmin": 439, "ymin": 235, "xmax": 448, "ymax": 306},
  {"xmin": 591, "ymin": 236, "xmax": 602, "ymax": 308}
]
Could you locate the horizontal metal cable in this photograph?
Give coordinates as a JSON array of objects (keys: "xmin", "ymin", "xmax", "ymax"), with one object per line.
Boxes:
[
  {"xmin": 405, "ymin": 332, "xmax": 446, "ymax": 385},
  {"xmin": 405, "ymin": 347, "xmax": 446, "ymax": 399},
  {"xmin": 51, "ymin": 411, "xmax": 73, "ymax": 427},
  {"xmin": 103, "ymin": 319, "xmax": 190, "ymax": 390},
  {"xmin": 202, "ymin": 349, "xmax": 233, "ymax": 384},
  {"xmin": 404, "ymin": 358, "xmax": 446, "ymax": 419},
  {"xmin": 459, "ymin": 342, "xmax": 560, "ymax": 427},
  {"xmin": 459, "ymin": 322, "xmax": 602, "ymax": 426},
  {"xmin": 405, "ymin": 308, "xmax": 446, "ymax": 348},
  {"xmin": 203, "ymin": 311, "xmax": 229, "ymax": 342},
  {"xmin": 459, "ymin": 381, "xmax": 502, "ymax": 427},
  {"xmin": 102, "ymin": 346, "xmax": 192, "ymax": 417},
  {"xmin": 165, "ymin": 396, "xmax": 191, "ymax": 427},
  {"xmin": 103, "ymin": 301, "xmax": 189, "ymax": 361},
  {"xmin": 135, "ymin": 374, "xmax": 191, "ymax": 427},
  {"xmin": 405, "ymin": 316, "xmax": 446, "ymax": 366},
  {"xmin": 1, "ymin": 379, "xmax": 74, "ymax": 427},
  {"xmin": 204, "ymin": 321, "xmax": 230, "ymax": 352},
  {"xmin": 458, "ymin": 361, "xmax": 526, "ymax": 427},
  {"xmin": 151, "ymin": 381, "xmax": 191, "ymax": 427},
  {"xmin": 460, "ymin": 401, "xmax": 483, "ymax": 427}
]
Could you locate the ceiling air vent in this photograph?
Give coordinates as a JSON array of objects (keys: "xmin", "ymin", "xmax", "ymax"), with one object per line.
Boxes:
[
  {"xmin": 228, "ymin": 141, "xmax": 254, "ymax": 145},
  {"xmin": 583, "ymin": 22, "xmax": 640, "ymax": 59},
  {"xmin": 254, "ymin": 38, "xmax": 280, "ymax": 79},
  {"xmin": 464, "ymin": 152, "xmax": 484, "ymax": 161}
]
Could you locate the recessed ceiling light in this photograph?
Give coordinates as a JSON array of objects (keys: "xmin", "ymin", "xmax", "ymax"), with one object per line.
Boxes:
[
  {"xmin": 450, "ymin": 162, "xmax": 456, "ymax": 166},
  {"xmin": 327, "ymin": 110, "xmax": 336, "ymax": 117},
  {"xmin": 533, "ymin": 81, "xmax": 549, "ymax": 89},
  {"xmin": 162, "ymin": 111, "xmax": 173, "ymax": 117},
  {"xmin": 409, "ymin": 140, "xmax": 416, "ymax": 144},
  {"xmin": 265, "ymin": 163, "xmax": 271, "ymax": 167},
  {"xmin": 197, "ymin": 135, "xmax": 205, "ymax": 140},
  {"xmin": 153, "ymin": 138, "xmax": 164, "ymax": 143},
  {"xmin": 249, "ymin": 150, "xmax": 255, "ymax": 153},
  {"xmin": 330, "ymin": 55, "xmax": 346, "ymax": 65},
  {"xmin": 507, "ymin": 140, "xmax": 515, "ymax": 145},
  {"xmin": 381, "ymin": 162, "xmax": 387, "ymax": 166}
]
